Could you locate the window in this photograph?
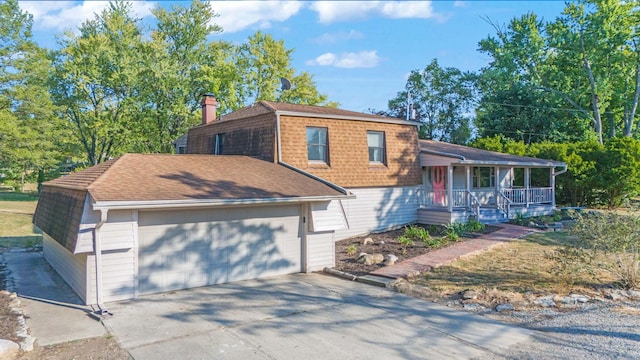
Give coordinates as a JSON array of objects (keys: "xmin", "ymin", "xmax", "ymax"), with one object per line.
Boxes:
[
  {"xmin": 214, "ymin": 133, "xmax": 224, "ymax": 155},
  {"xmin": 306, "ymin": 127, "xmax": 328, "ymax": 163},
  {"xmin": 473, "ymin": 167, "xmax": 495, "ymax": 188},
  {"xmin": 367, "ymin": 131, "xmax": 385, "ymax": 164},
  {"xmin": 177, "ymin": 146, "xmax": 186, "ymax": 154}
]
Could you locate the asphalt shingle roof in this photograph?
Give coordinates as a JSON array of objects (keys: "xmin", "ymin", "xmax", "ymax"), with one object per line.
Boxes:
[
  {"xmin": 419, "ymin": 140, "xmax": 565, "ymax": 166},
  {"xmin": 44, "ymin": 154, "xmax": 345, "ymax": 202}
]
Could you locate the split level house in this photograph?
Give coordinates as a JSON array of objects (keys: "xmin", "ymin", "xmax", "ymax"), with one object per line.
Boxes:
[{"xmin": 34, "ymin": 95, "xmax": 566, "ymax": 306}]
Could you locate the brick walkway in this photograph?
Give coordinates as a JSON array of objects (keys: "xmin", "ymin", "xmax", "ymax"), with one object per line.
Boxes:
[{"xmin": 370, "ymin": 223, "xmax": 540, "ymax": 279}]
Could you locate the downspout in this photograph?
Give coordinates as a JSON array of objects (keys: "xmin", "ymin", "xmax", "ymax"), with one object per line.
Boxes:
[{"xmin": 93, "ymin": 208, "xmax": 111, "ymax": 315}]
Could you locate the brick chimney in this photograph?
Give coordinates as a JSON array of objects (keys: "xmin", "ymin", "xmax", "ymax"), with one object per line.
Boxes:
[{"xmin": 201, "ymin": 93, "xmax": 217, "ymax": 125}]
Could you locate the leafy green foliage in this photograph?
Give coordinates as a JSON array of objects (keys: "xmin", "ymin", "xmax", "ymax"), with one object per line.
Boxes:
[
  {"xmin": 477, "ymin": 1, "xmax": 640, "ymax": 143},
  {"xmin": 465, "ymin": 219, "xmax": 485, "ymax": 232},
  {"xmin": 387, "ymin": 59, "xmax": 475, "ymax": 144},
  {"xmin": 346, "ymin": 244, "xmax": 358, "ymax": 257},
  {"xmin": 397, "ymin": 235, "xmax": 414, "ymax": 254},
  {"xmin": 403, "ymin": 225, "xmax": 431, "ymax": 242}
]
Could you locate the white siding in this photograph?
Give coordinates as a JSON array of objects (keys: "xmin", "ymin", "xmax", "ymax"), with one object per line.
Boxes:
[
  {"xmin": 43, "ymin": 234, "xmax": 88, "ymax": 304},
  {"xmin": 86, "ymin": 248, "xmax": 136, "ymax": 304},
  {"xmin": 498, "ymin": 167, "xmax": 513, "ymax": 188},
  {"xmin": 306, "ymin": 231, "xmax": 335, "ymax": 272},
  {"xmin": 333, "ymin": 186, "xmax": 418, "ymax": 241},
  {"xmin": 452, "ymin": 166, "xmax": 466, "ymax": 189},
  {"xmin": 310, "ymin": 201, "xmax": 347, "ymax": 232},
  {"xmin": 137, "ymin": 204, "xmax": 303, "ymax": 295},
  {"xmin": 421, "ymin": 153, "xmax": 458, "ymax": 167},
  {"xmin": 76, "ymin": 198, "xmax": 136, "ymax": 253}
]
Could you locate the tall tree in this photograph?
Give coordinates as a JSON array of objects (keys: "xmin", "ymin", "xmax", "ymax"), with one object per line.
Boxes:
[
  {"xmin": 387, "ymin": 59, "xmax": 475, "ymax": 144},
  {"xmin": 477, "ymin": 1, "xmax": 640, "ymax": 144},
  {"xmin": 134, "ymin": 0, "xmax": 223, "ymax": 153},
  {"xmin": 0, "ymin": 0, "xmax": 63, "ymax": 190},
  {"xmin": 50, "ymin": 1, "xmax": 143, "ymax": 164},
  {"xmin": 237, "ymin": 31, "xmax": 331, "ymax": 106}
]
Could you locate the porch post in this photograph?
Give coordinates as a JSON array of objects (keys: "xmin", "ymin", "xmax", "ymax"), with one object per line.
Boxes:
[
  {"xmin": 494, "ymin": 166, "xmax": 499, "ymax": 207},
  {"xmin": 466, "ymin": 166, "xmax": 471, "ymax": 192},
  {"xmin": 447, "ymin": 165, "xmax": 454, "ymax": 212},
  {"xmin": 525, "ymin": 167, "xmax": 530, "ymax": 207},
  {"xmin": 550, "ymin": 167, "xmax": 556, "ymax": 207}
]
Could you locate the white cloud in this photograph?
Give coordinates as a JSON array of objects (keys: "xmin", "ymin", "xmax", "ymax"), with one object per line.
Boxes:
[
  {"xmin": 453, "ymin": 1, "xmax": 468, "ymax": 8},
  {"xmin": 306, "ymin": 50, "xmax": 381, "ymax": 68},
  {"xmin": 20, "ymin": 1, "xmax": 155, "ymax": 32},
  {"xmin": 310, "ymin": 29, "xmax": 364, "ymax": 44},
  {"xmin": 310, "ymin": 1, "xmax": 439, "ymax": 23},
  {"xmin": 212, "ymin": 1, "xmax": 303, "ymax": 33}
]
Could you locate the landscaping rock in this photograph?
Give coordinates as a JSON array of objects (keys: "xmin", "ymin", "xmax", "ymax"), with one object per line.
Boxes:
[
  {"xmin": 363, "ymin": 237, "xmax": 374, "ymax": 245},
  {"xmin": 463, "ymin": 303, "xmax": 485, "ymax": 312},
  {"xmin": 382, "ymin": 254, "xmax": 398, "ymax": 266},
  {"xmin": 0, "ymin": 339, "xmax": 19, "ymax": 359},
  {"xmin": 462, "ymin": 290, "xmax": 478, "ymax": 300},
  {"xmin": 605, "ymin": 290, "xmax": 625, "ymax": 301},
  {"xmin": 356, "ymin": 253, "xmax": 368, "ymax": 263},
  {"xmin": 534, "ymin": 296, "xmax": 556, "ymax": 308},
  {"xmin": 626, "ymin": 290, "xmax": 640, "ymax": 300},
  {"xmin": 359, "ymin": 253, "xmax": 384, "ymax": 265},
  {"xmin": 496, "ymin": 303, "xmax": 514, "ymax": 312},
  {"xmin": 379, "ymin": 241, "xmax": 385, "ymax": 245}
]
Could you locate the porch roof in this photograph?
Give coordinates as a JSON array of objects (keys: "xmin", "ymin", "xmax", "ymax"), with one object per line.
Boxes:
[{"xmin": 419, "ymin": 140, "xmax": 566, "ymax": 168}]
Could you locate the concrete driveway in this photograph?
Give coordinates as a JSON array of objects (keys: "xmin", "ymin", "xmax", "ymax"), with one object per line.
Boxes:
[
  {"xmin": 102, "ymin": 274, "xmax": 531, "ymax": 360},
  {"xmin": 4, "ymin": 251, "xmax": 532, "ymax": 359}
]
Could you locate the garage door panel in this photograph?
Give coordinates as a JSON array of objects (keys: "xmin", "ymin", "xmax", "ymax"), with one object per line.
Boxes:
[{"xmin": 138, "ymin": 205, "xmax": 302, "ymax": 295}]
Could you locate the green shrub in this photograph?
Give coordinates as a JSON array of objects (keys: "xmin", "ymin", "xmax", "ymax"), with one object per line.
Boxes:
[
  {"xmin": 403, "ymin": 225, "xmax": 431, "ymax": 242},
  {"xmin": 465, "ymin": 219, "xmax": 485, "ymax": 232},
  {"xmin": 398, "ymin": 236, "xmax": 414, "ymax": 254},
  {"xmin": 346, "ymin": 244, "xmax": 358, "ymax": 257}
]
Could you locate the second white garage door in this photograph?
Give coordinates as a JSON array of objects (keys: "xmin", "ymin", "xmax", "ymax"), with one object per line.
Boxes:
[{"xmin": 137, "ymin": 204, "xmax": 302, "ymax": 295}]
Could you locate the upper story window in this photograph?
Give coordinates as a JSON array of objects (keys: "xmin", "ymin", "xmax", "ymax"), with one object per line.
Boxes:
[
  {"xmin": 367, "ymin": 131, "xmax": 385, "ymax": 164},
  {"xmin": 307, "ymin": 127, "xmax": 328, "ymax": 163},
  {"xmin": 214, "ymin": 133, "xmax": 224, "ymax": 155},
  {"xmin": 473, "ymin": 167, "xmax": 495, "ymax": 188}
]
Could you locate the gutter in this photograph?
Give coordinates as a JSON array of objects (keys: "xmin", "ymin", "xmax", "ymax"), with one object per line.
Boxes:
[
  {"xmin": 93, "ymin": 209, "xmax": 111, "ymax": 315},
  {"xmin": 92, "ymin": 195, "xmax": 352, "ymax": 211},
  {"xmin": 420, "ymin": 148, "xmax": 466, "ymax": 160},
  {"xmin": 554, "ymin": 163, "xmax": 568, "ymax": 176}
]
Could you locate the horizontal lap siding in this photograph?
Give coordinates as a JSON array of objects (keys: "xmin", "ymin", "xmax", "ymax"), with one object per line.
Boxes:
[
  {"xmin": 333, "ymin": 186, "xmax": 418, "ymax": 241},
  {"xmin": 306, "ymin": 231, "xmax": 335, "ymax": 272},
  {"xmin": 86, "ymin": 248, "xmax": 136, "ymax": 304},
  {"xmin": 417, "ymin": 209, "xmax": 453, "ymax": 225},
  {"xmin": 43, "ymin": 234, "xmax": 88, "ymax": 304},
  {"xmin": 76, "ymin": 205, "xmax": 136, "ymax": 253}
]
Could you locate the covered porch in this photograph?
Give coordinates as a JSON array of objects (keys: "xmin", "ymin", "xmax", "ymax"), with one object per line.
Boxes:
[{"xmin": 417, "ymin": 140, "xmax": 567, "ymax": 225}]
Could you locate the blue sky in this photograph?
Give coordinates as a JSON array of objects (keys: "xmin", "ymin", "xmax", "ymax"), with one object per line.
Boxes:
[{"xmin": 19, "ymin": 1, "xmax": 568, "ymax": 112}]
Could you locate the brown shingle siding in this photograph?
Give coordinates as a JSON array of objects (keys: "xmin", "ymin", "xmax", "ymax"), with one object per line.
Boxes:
[
  {"xmin": 280, "ymin": 116, "xmax": 421, "ymax": 187},
  {"xmin": 33, "ymin": 186, "xmax": 86, "ymax": 253},
  {"xmin": 186, "ymin": 113, "xmax": 276, "ymax": 161}
]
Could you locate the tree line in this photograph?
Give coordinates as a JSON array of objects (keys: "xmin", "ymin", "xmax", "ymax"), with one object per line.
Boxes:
[{"xmin": 0, "ymin": 0, "xmax": 331, "ymax": 189}]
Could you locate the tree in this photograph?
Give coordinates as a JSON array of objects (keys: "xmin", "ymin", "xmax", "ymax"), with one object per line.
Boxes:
[
  {"xmin": 387, "ymin": 59, "xmax": 475, "ymax": 144},
  {"xmin": 133, "ymin": 0, "xmax": 223, "ymax": 153},
  {"xmin": 477, "ymin": 1, "xmax": 640, "ymax": 144},
  {"xmin": 237, "ymin": 31, "xmax": 331, "ymax": 106},
  {"xmin": 0, "ymin": 0, "xmax": 63, "ymax": 190},
  {"xmin": 50, "ymin": 1, "xmax": 144, "ymax": 164}
]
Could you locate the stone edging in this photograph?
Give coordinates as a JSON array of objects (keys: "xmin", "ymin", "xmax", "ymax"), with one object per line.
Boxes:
[{"xmin": 0, "ymin": 290, "xmax": 35, "ymax": 358}]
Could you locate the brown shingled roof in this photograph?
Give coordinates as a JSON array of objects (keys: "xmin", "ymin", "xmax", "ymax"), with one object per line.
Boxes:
[
  {"xmin": 420, "ymin": 140, "xmax": 565, "ymax": 167},
  {"xmin": 217, "ymin": 101, "xmax": 405, "ymax": 123},
  {"xmin": 44, "ymin": 154, "xmax": 345, "ymax": 203}
]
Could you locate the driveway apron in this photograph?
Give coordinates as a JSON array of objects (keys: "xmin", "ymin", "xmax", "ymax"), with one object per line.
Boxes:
[{"xmin": 102, "ymin": 273, "xmax": 532, "ymax": 360}]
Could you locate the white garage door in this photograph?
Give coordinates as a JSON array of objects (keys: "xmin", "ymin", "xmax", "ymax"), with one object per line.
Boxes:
[{"xmin": 137, "ymin": 205, "xmax": 302, "ymax": 295}]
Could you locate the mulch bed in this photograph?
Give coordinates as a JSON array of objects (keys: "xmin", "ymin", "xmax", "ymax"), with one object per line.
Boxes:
[{"xmin": 334, "ymin": 224, "xmax": 502, "ymax": 276}]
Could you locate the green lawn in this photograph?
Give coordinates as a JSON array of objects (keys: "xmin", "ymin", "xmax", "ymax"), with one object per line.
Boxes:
[{"xmin": 0, "ymin": 191, "xmax": 42, "ymax": 246}]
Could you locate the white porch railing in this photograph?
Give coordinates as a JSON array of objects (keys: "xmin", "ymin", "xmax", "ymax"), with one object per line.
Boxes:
[
  {"xmin": 419, "ymin": 187, "xmax": 554, "ymax": 209},
  {"xmin": 501, "ymin": 187, "xmax": 553, "ymax": 205}
]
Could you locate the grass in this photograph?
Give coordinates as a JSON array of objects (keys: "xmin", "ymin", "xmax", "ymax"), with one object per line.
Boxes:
[
  {"xmin": 0, "ymin": 191, "xmax": 41, "ymax": 240},
  {"xmin": 413, "ymin": 231, "xmax": 617, "ymax": 297}
]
